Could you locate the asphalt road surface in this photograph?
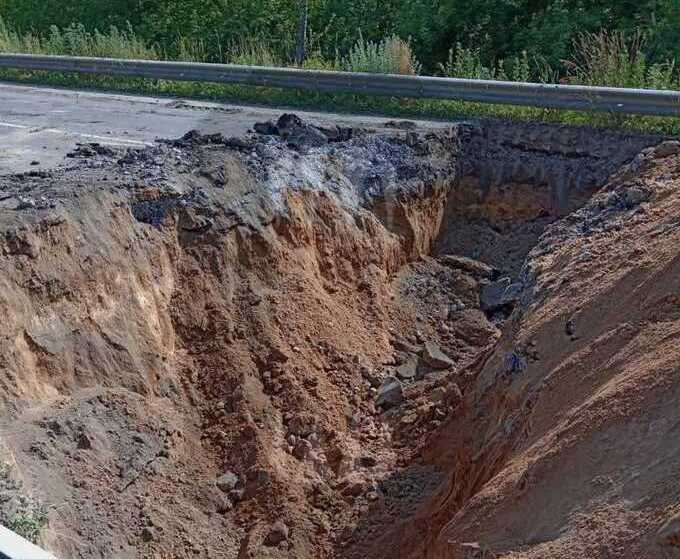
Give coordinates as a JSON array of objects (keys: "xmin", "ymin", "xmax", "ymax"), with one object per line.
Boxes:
[{"xmin": 0, "ymin": 82, "xmax": 454, "ymax": 174}]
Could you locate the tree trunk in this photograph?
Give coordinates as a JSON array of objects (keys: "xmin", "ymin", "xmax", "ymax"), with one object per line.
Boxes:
[{"xmin": 295, "ymin": 0, "xmax": 308, "ymax": 65}]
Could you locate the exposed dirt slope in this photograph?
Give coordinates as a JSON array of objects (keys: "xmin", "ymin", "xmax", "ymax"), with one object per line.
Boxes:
[{"xmin": 372, "ymin": 141, "xmax": 680, "ymax": 559}]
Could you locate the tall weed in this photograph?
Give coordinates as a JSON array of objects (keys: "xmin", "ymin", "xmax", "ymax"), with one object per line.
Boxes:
[
  {"xmin": 343, "ymin": 34, "xmax": 421, "ymax": 75},
  {"xmin": 566, "ymin": 30, "xmax": 678, "ymax": 89}
]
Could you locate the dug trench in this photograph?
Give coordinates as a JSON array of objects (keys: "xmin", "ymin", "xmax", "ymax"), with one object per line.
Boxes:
[{"xmin": 1, "ymin": 115, "xmax": 679, "ymax": 559}]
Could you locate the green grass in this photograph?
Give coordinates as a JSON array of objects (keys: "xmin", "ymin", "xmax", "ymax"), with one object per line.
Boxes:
[
  {"xmin": 7, "ymin": 506, "xmax": 48, "ymax": 544},
  {"xmin": 0, "ymin": 19, "xmax": 679, "ymax": 135},
  {"xmin": 0, "ymin": 462, "xmax": 48, "ymax": 545}
]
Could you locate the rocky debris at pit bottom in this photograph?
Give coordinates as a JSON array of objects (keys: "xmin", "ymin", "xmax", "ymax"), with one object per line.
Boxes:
[
  {"xmin": 392, "ymin": 338, "xmax": 423, "ymax": 355},
  {"xmin": 480, "ymin": 278, "xmax": 523, "ymax": 313},
  {"xmin": 422, "ymin": 341, "xmax": 455, "ymax": 370},
  {"xmin": 376, "ymin": 376, "xmax": 404, "ymax": 409},
  {"xmin": 440, "ymin": 255, "xmax": 500, "ymax": 280},
  {"xmin": 396, "ymin": 354, "xmax": 419, "ymax": 381}
]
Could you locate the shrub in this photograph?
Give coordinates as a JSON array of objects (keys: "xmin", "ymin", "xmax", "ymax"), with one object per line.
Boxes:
[
  {"xmin": 7, "ymin": 506, "xmax": 48, "ymax": 544},
  {"xmin": 438, "ymin": 44, "xmax": 555, "ymax": 83},
  {"xmin": 565, "ymin": 30, "xmax": 678, "ymax": 90},
  {"xmin": 0, "ymin": 19, "xmax": 158, "ymax": 60},
  {"xmin": 42, "ymin": 23, "xmax": 158, "ymax": 59},
  {"xmin": 0, "ymin": 462, "xmax": 48, "ymax": 545},
  {"xmin": 0, "ymin": 16, "xmax": 41, "ymax": 53},
  {"xmin": 342, "ymin": 34, "xmax": 421, "ymax": 75},
  {"xmin": 229, "ymin": 37, "xmax": 281, "ymax": 67},
  {"xmin": 438, "ymin": 44, "xmax": 503, "ymax": 80},
  {"xmin": 175, "ymin": 36, "xmax": 213, "ymax": 63}
]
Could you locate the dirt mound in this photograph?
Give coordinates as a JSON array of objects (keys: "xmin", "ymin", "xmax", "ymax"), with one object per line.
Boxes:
[{"xmin": 0, "ymin": 116, "xmax": 676, "ymax": 559}]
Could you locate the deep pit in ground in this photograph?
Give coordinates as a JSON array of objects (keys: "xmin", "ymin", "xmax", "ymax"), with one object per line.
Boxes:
[{"xmin": 1, "ymin": 115, "xmax": 679, "ymax": 559}]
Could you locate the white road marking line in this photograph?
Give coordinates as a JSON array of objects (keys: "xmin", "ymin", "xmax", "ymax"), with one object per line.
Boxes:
[
  {"xmin": 43, "ymin": 128, "xmax": 151, "ymax": 146},
  {"xmin": 0, "ymin": 120, "xmax": 152, "ymax": 146},
  {"xmin": 0, "ymin": 121, "xmax": 28, "ymax": 129}
]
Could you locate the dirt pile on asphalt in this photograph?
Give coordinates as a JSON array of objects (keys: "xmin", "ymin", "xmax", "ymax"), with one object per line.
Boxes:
[{"xmin": 0, "ymin": 116, "xmax": 676, "ymax": 559}]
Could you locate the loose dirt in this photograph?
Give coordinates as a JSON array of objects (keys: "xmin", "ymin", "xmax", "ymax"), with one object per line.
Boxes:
[{"xmin": 0, "ymin": 114, "xmax": 678, "ymax": 559}]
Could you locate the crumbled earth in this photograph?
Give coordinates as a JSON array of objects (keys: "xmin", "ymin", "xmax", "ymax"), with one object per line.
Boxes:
[{"xmin": 0, "ymin": 115, "xmax": 677, "ymax": 559}]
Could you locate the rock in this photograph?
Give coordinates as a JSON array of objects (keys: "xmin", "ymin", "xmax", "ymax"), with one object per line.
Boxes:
[
  {"xmin": 451, "ymin": 309, "xmax": 500, "ymax": 346},
  {"xmin": 622, "ymin": 186, "xmax": 650, "ymax": 208},
  {"xmin": 393, "ymin": 352, "xmax": 407, "ymax": 366},
  {"xmin": 216, "ymin": 471, "xmax": 239, "ymax": 493},
  {"xmin": 249, "ymin": 469, "xmax": 271, "ymax": 487},
  {"xmin": 342, "ymin": 481, "xmax": 365, "ymax": 498},
  {"xmin": 76, "ymin": 433, "xmax": 92, "ymax": 450},
  {"xmin": 6, "ymin": 230, "xmax": 42, "ymax": 259},
  {"xmin": 293, "ymin": 439, "xmax": 312, "ymax": 460},
  {"xmin": 480, "ymin": 278, "xmax": 523, "ymax": 313},
  {"xmin": 657, "ymin": 512, "xmax": 680, "ymax": 548},
  {"xmin": 287, "ymin": 414, "xmax": 316, "ymax": 437},
  {"xmin": 384, "ymin": 120, "xmax": 417, "ymax": 130},
  {"xmin": 392, "ymin": 338, "xmax": 422, "ymax": 354},
  {"xmin": 447, "ymin": 382, "xmax": 463, "ymax": 408},
  {"xmin": 228, "ymin": 488, "xmax": 244, "ymax": 503},
  {"xmin": 440, "ymin": 255, "xmax": 499, "ymax": 280},
  {"xmin": 207, "ymin": 489, "xmax": 233, "ymax": 514},
  {"xmin": 141, "ymin": 527, "xmax": 155, "ymax": 542},
  {"xmin": 254, "ymin": 120, "xmax": 278, "ymax": 135},
  {"xmin": 178, "ymin": 207, "xmax": 212, "ymax": 233},
  {"xmin": 24, "ymin": 317, "xmax": 68, "ymax": 355},
  {"xmin": 376, "ymin": 376, "xmax": 404, "ymax": 409},
  {"xmin": 653, "ymin": 141, "xmax": 680, "ymax": 158},
  {"xmin": 422, "ymin": 342, "xmax": 455, "ymax": 370},
  {"xmin": 360, "ymin": 365, "xmax": 382, "ymax": 388},
  {"xmin": 317, "ymin": 125, "xmax": 354, "ymax": 142},
  {"xmin": 430, "ymin": 386, "xmax": 447, "ymax": 403},
  {"xmin": 503, "ymin": 351, "xmax": 527, "ymax": 377},
  {"xmin": 396, "ymin": 354, "xmax": 419, "ymax": 380},
  {"xmin": 359, "ymin": 455, "xmax": 377, "ymax": 468},
  {"xmin": 400, "ymin": 412, "xmax": 419, "ymax": 426},
  {"xmin": 14, "ymin": 197, "xmax": 36, "ymax": 211},
  {"xmin": 276, "ymin": 113, "xmax": 329, "ymax": 149},
  {"xmin": 264, "ymin": 521, "xmax": 289, "ymax": 546}
]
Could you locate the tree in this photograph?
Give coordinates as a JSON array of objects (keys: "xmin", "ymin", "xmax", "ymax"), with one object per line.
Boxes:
[{"xmin": 295, "ymin": 0, "xmax": 308, "ymax": 64}]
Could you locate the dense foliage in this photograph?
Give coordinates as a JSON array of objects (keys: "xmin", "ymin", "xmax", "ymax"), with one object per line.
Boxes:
[{"xmin": 1, "ymin": 0, "xmax": 679, "ymax": 73}]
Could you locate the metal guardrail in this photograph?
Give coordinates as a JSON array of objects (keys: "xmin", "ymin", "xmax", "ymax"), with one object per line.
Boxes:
[
  {"xmin": 0, "ymin": 525, "xmax": 57, "ymax": 559},
  {"xmin": 1, "ymin": 53, "xmax": 680, "ymax": 117}
]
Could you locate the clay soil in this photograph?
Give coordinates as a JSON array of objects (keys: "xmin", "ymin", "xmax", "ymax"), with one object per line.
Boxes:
[{"xmin": 0, "ymin": 116, "xmax": 679, "ymax": 559}]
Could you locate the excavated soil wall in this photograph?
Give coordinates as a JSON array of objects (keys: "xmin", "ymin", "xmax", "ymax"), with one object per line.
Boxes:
[{"xmin": 0, "ymin": 116, "xmax": 672, "ymax": 559}]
